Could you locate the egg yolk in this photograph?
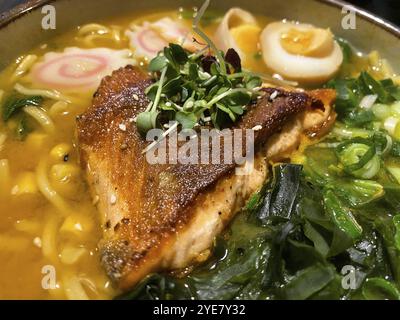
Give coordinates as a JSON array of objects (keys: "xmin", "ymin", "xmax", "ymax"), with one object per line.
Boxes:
[
  {"xmin": 230, "ymin": 24, "xmax": 261, "ymax": 54},
  {"xmin": 280, "ymin": 27, "xmax": 334, "ymax": 57}
]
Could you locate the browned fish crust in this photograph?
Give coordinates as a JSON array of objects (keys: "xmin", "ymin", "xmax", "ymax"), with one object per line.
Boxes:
[{"xmin": 76, "ymin": 65, "xmax": 334, "ymax": 290}]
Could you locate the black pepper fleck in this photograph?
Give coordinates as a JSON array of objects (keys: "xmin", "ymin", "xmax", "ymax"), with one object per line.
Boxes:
[{"xmin": 121, "ymin": 218, "xmax": 130, "ymax": 225}]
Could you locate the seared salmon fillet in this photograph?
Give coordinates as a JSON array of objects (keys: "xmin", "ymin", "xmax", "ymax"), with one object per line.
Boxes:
[{"xmin": 76, "ymin": 65, "xmax": 335, "ymax": 291}]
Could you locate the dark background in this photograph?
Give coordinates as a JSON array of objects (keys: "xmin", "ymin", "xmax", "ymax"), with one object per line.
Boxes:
[{"xmin": 0, "ymin": 0, "xmax": 399, "ymax": 26}]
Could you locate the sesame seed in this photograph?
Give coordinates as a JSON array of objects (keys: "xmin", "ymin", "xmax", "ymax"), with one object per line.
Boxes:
[
  {"xmin": 92, "ymin": 195, "xmax": 100, "ymax": 205},
  {"xmin": 10, "ymin": 186, "xmax": 18, "ymax": 195},
  {"xmin": 129, "ymin": 117, "xmax": 136, "ymax": 123},
  {"xmin": 270, "ymin": 91, "xmax": 278, "ymax": 100},
  {"xmin": 118, "ymin": 123, "xmax": 127, "ymax": 131},
  {"xmin": 252, "ymin": 125, "xmax": 262, "ymax": 131},
  {"xmin": 132, "ymin": 94, "xmax": 139, "ymax": 101},
  {"xmin": 110, "ymin": 194, "xmax": 117, "ymax": 205},
  {"xmin": 33, "ymin": 237, "xmax": 42, "ymax": 248}
]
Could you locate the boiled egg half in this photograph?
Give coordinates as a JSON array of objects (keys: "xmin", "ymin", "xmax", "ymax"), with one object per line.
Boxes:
[{"xmin": 260, "ymin": 21, "xmax": 343, "ymax": 83}]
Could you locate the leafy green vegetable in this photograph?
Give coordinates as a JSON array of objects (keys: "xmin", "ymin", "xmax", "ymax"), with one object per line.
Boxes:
[
  {"xmin": 323, "ymin": 189, "xmax": 363, "ymax": 239},
  {"xmin": 256, "ymin": 164, "xmax": 302, "ymax": 223},
  {"xmin": 282, "ymin": 263, "xmax": 335, "ymax": 300},
  {"xmin": 391, "ymin": 141, "xmax": 400, "ymax": 157},
  {"xmin": 326, "ymin": 71, "xmax": 400, "ymax": 118},
  {"xmin": 2, "ymin": 95, "xmax": 43, "ymax": 121},
  {"xmin": 362, "ymin": 278, "xmax": 400, "ymax": 300},
  {"xmin": 394, "ymin": 215, "xmax": 400, "ymax": 251},
  {"xmin": 335, "ymin": 137, "xmax": 380, "ymax": 179},
  {"xmin": 120, "ymin": 163, "xmax": 400, "ymax": 300},
  {"xmin": 136, "ymin": 110, "xmax": 160, "ymax": 136},
  {"xmin": 1, "ymin": 94, "xmax": 43, "ymax": 140},
  {"xmin": 327, "ymin": 179, "xmax": 384, "ymax": 207},
  {"xmin": 336, "ymin": 37, "xmax": 353, "ymax": 65},
  {"xmin": 327, "ymin": 78, "xmax": 359, "ymax": 116},
  {"xmin": 381, "ymin": 78, "xmax": 400, "ymax": 101}
]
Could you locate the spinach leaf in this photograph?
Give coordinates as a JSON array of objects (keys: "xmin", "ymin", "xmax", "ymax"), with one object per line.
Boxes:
[
  {"xmin": 336, "ymin": 37, "xmax": 353, "ymax": 65},
  {"xmin": 2, "ymin": 95, "xmax": 43, "ymax": 121},
  {"xmin": 256, "ymin": 164, "xmax": 302, "ymax": 223},
  {"xmin": 121, "ymin": 164, "xmax": 400, "ymax": 300},
  {"xmin": 362, "ymin": 278, "xmax": 400, "ymax": 300},
  {"xmin": 282, "ymin": 263, "xmax": 335, "ymax": 300},
  {"xmin": 119, "ymin": 156, "xmax": 400, "ymax": 300}
]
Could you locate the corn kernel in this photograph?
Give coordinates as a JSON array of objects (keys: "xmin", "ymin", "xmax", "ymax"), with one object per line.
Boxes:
[
  {"xmin": 11, "ymin": 171, "xmax": 38, "ymax": 195},
  {"xmin": 59, "ymin": 245, "xmax": 87, "ymax": 265},
  {"xmin": 50, "ymin": 143, "xmax": 72, "ymax": 162},
  {"xmin": 368, "ymin": 50, "xmax": 380, "ymax": 66},
  {"xmin": 50, "ymin": 163, "xmax": 81, "ymax": 197},
  {"xmin": 60, "ymin": 214, "xmax": 94, "ymax": 237},
  {"xmin": 14, "ymin": 219, "xmax": 41, "ymax": 234},
  {"xmin": 50, "ymin": 163, "xmax": 79, "ymax": 182},
  {"xmin": 25, "ymin": 132, "xmax": 48, "ymax": 151}
]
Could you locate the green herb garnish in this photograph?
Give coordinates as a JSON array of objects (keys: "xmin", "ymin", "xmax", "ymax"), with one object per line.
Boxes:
[
  {"xmin": 336, "ymin": 36, "xmax": 353, "ymax": 65},
  {"xmin": 2, "ymin": 95, "xmax": 43, "ymax": 121},
  {"xmin": 1, "ymin": 94, "xmax": 43, "ymax": 141},
  {"xmin": 136, "ymin": 0, "xmax": 261, "ymax": 137},
  {"xmin": 326, "ymin": 71, "xmax": 400, "ymax": 118}
]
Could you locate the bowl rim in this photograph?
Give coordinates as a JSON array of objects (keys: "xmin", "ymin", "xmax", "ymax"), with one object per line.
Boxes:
[{"xmin": 0, "ymin": 0, "xmax": 399, "ymax": 37}]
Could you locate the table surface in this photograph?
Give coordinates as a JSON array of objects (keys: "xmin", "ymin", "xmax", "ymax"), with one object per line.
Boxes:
[{"xmin": 0, "ymin": 0, "xmax": 399, "ymax": 26}]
